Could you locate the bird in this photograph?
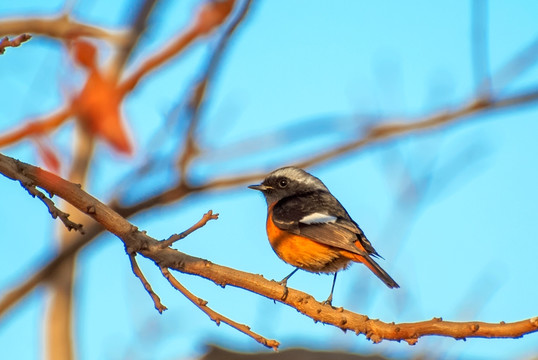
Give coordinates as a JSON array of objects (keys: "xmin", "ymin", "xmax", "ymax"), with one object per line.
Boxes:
[{"xmin": 249, "ymin": 166, "xmax": 399, "ymax": 305}]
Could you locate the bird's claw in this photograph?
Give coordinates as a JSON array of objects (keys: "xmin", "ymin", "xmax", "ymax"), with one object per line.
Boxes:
[
  {"xmin": 278, "ymin": 279, "xmax": 289, "ymax": 300},
  {"xmin": 322, "ymin": 295, "xmax": 333, "ymax": 306}
]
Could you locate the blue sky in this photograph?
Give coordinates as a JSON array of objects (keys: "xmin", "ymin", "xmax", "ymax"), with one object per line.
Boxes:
[{"xmin": 1, "ymin": 1, "xmax": 538, "ymax": 359}]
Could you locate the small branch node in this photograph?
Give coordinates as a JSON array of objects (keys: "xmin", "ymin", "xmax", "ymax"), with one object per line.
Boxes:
[
  {"xmin": 198, "ymin": 298, "xmax": 208, "ymax": 306},
  {"xmin": 370, "ymin": 334, "xmax": 382, "ymax": 344}
]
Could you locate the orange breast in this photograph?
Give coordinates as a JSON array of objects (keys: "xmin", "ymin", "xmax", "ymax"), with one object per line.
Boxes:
[{"xmin": 266, "ymin": 207, "xmax": 350, "ymax": 273}]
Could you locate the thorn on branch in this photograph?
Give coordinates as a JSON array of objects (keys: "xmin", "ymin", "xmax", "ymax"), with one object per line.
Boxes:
[
  {"xmin": 160, "ymin": 210, "xmax": 219, "ymax": 248},
  {"xmin": 0, "ymin": 34, "xmax": 31, "ymax": 54}
]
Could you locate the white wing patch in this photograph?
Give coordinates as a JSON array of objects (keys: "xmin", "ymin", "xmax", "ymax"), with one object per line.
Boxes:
[{"xmin": 300, "ymin": 212, "xmax": 337, "ymax": 224}]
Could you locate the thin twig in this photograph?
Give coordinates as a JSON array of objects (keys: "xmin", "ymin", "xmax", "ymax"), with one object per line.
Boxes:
[
  {"xmin": 128, "ymin": 252, "xmax": 167, "ymax": 313},
  {"xmin": 0, "ymin": 106, "xmax": 73, "ymax": 148},
  {"xmin": 0, "ymin": 15, "xmax": 128, "ymax": 43},
  {"xmin": 491, "ymin": 36, "xmax": 538, "ymax": 92},
  {"xmin": 471, "ymin": 0, "xmax": 490, "ymax": 96},
  {"xmin": 0, "ymin": 34, "xmax": 31, "ymax": 54},
  {"xmin": 119, "ymin": 0, "xmax": 236, "ymax": 94},
  {"xmin": 177, "ymin": 0, "xmax": 253, "ymax": 174},
  {"xmin": 14, "ymin": 169, "xmax": 84, "ymax": 233},
  {"xmin": 160, "ymin": 210, "xmax": 219, "ymax": 248},
  {"xmin": 109, "ymin": 0, "xmax": 158, "ymax": 80},
  {"xmin": 160, "ymin": 267, "xmax": 279, "ymax": 350}
]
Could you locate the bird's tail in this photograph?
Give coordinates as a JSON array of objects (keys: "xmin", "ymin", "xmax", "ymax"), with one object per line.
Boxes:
[{"xmin": 343, "ymin": 250, "xmax": 400, "ymax": 289}]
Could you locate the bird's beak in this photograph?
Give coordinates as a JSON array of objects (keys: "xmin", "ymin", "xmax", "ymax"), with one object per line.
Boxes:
[{"xmin": 248, "ymin": 184, "xmax": 271, "ymax": 191}]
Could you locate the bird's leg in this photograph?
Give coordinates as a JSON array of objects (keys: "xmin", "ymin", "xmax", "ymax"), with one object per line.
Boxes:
[
  {"xmin": 323, "ymin": 273, "xmax": 338, "ymax": 306},
  {"xmin": 278, "ymin": 268, "xmax": 299, "ymax": 300}
]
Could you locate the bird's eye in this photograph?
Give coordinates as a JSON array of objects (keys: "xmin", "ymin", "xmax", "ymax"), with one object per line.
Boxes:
[{"xmin": 278, "ymin": 178, "xmax": 288, "ymax": 188}]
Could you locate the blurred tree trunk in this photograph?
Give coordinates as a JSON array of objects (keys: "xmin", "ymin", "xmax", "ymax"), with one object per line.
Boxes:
[{"xmin": 46, "ymin": 127, "xmax": 94, "ymax": 360}]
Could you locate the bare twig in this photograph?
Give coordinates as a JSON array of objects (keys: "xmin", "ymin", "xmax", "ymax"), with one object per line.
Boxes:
[
  {"xmin": 160, "ymin": 267, "xmax": 279, "ymax": 349},
  {"xmin": 0, "ymin": 106, "xmax": 73, "ymax": 148},
  {"xmin": 491, "ymin": 36, "xmax": 538, "ymax": 92},
  {"xmin": 19, "ymin": 180, "xmax": 84, "ymax": 233},
  {"xmin": 109, "ymin": 0, "xmax": 158, "ymax": 80},
  {"xmin": 9, "ymin": 158, "xmax": 83, "ymax": 233},
  {"xmin": 177, "ymin": 0, "xmax": 253, "ymax": 175},
  {"xmin": 119, "ymin": 0, "xmax": 236, "ymax": 94},
  {"xmin": 471, "ymin": 0, "xmax": 490, "ymax": 96},
  {"xmin": 0, "ymin": 33, "xmax": 31, "ymax": 54},
  {"xmin": 1, "ymin": 153, "xmax": 537, "ymax": 345},
  {"xmin": 0, "ymin": 15, "xmax": 128, "ymax": 43},
  {"xmin": 160, "ymin": 210, "xmax": 219, "ymax": 248},
  {"xmin": 129, "ymin": 252, "xmax": 167, "ymax": 313}
]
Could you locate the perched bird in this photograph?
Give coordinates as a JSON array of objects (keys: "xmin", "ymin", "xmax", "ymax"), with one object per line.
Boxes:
[{"xmin": 249, "ymin": 166, "xmax": 399, "ymax": 304}]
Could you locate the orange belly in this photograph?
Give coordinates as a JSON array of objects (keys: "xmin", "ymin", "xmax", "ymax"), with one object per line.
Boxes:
[{"xmin": 266, "ymin": 213, "xmax": 351, "ymax": 273}]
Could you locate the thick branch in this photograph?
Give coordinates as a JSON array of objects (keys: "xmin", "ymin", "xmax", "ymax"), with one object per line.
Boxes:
[
  {"xmin": 1, "ymin": 153, "xmax": 536, "ymax": 345},
  {"xmin": 2, "ymin": 87, "xmax": 538, "ymax": 318}
]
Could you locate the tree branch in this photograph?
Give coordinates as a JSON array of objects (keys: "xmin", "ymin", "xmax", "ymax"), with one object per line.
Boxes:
[
  {"xmin": 119, "ymin": 0, "xmax": 236, "ymax": 94},
  {"xmin": 0, "ymin": 33, "xmax": 31, "ymax": 54},
  {"xmin": 160, "ymin": 210, "xmax": 219, "ymax": 248},
  {"xmin": 5, "ymin": 156, "xmax": 83, "ymax": 233},
  {"xmin": 128, "ymin": 252, "xmax": 167, "ymax": 313},
  {"xmin": 2, "ymin": 86, "xmax": 538, "ymax": 319},
  {"xmin": 160, "ymin": 267, "xmax": 279, "ymax": 349},
  {"xmin": 0, "ymin": 106, "xmax": 73, "ymax": 148},
  {"xmin": 177, "ymin": 0, "xmax": 253, "ymax": 175},
  {"xmin": 19, "ymin": 178, "xmax": 84, "ymax": 233},
  {"xmin": 109, "ymin": 0, "xmax": 158, "ymax": 80},
  {"xmin": 0, "ymin": 15, "xmax": 128, "ymax": 43},
  {"xmin": 1, "ymin": 153, "xmax": 537, "ymax": 346}
]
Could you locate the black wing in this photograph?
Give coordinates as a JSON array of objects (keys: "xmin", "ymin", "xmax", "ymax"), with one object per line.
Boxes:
[{"xmin": 272, "ymin": 191, "xmax": 381, "ymax": 257}]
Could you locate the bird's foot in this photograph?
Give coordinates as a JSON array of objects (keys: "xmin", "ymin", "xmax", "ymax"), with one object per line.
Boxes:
[
  {"xmin": 322, "ymin": 294, "xmax": 333, "ymax": 306},
  {"xmin": 278, "ymin": 278, "xmax": 289, "ymax": 300}
]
